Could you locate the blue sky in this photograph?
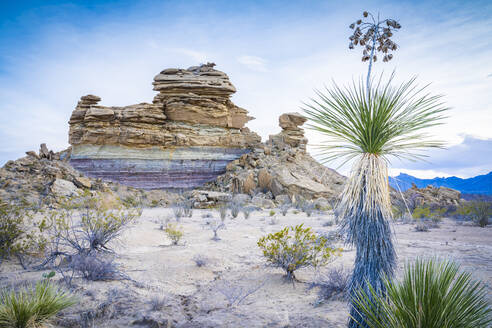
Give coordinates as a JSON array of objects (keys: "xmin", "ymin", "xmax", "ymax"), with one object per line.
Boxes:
[{"xmin": 1, "ymin": 0, "xmax": 491, "ymax": 178}]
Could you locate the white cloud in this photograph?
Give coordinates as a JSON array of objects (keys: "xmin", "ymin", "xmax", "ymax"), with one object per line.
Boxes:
[{"xmin": 237, "ymin": 55, "xmax": 268, "ymax": 72}]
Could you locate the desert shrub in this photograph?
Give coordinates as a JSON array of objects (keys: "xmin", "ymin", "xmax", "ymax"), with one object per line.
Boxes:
[
  {"xmin": 414, "ymin": 221, "xmax": 429, "ymax": 232},
  {"xmin": 218, "ymin": 205, "xmax": 228, "ymax": 222},
  {"xmin": 68, "ymin": 253, "xmax": 122, "ymax": 282},
  {"xmin": 310, "ymin": 266, "xmax": 351, "ymax": 305},
  {"xmin": 0, "ymin": 201, "xmax": 47, "ymax": 268},
  {"xmin": 192, "ymin": 254, "xmax": 209, "ymax": 267},
  {"xmin": 181, "ymin": 200, "xmax": 193, "ymax": 218},
  {"xmin": 242, "ymin": 206, "xmax": 253, "ymax": 219},
  {"xmin": 412, "ymin": 206, "xmax": 431, "ymax": 219},
  {"xmin": 468, "ymin": 201, "xmax": 491, "ymax": 227},
  {"xmin": 39, "ymin": 191, "xmax": 140, "ymax": 276},
  {"xmin": 302, "ymin": 202, "xmax": 315, "ymax": 217},
  {"xmin": 208, "ymin": 219, "xmax": 226, "ymax": 241},
  {"xmin": 352, "ymin": 258, "xmax": 492, "ymax": 328},
  {"xmin": 279, "ymin": 204, "xmax": 290, "ymax": 216},
  {"xmin": 171, "ymin": 204, "xmax": 184, "ymax": 221},
  {"xmin": 269, "ymin": 210, "xmax": 276, "ymax": 217},
  {"xmin": 215, "ymin": 279, "xmax": 265, "ymax": 308},
  {"xmin": 122, "ymin": 196, "xmax": 140, "ymax": 208},
  {"xmin": 148, "ymin": 295, "xmax": 168, "ymax": 311},
  {"xmin": 229, "ymin": 200, "xmax": 242, "ymax": 219},
  {"xmin": 164, "ymin": 223, "xmax": 183, "ymax": 245},
  {"xmin": 293, "ymin": 196, "xmax": 306, "ymax": 210},
  {"xmin": 0, "ymin": 278, "xmax": 77, "ymax": 328},
  {"xmin": 257, "ymin": 224, "xmax": 341, "ymax": 280},
  {"xmin": 201, "ymin": 212, "xmax": 213, "ymax": 219}
]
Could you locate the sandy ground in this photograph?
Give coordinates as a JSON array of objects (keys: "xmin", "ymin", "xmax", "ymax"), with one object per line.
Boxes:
[{"xmin": 1, "ymin": 208, "xmax": 491, "ymax": 327}]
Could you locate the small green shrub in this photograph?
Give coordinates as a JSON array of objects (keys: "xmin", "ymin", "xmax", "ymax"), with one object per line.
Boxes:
[
  {"xmin": 468, "ymin": 201, "xmax": 491, "ymax": 227},
  {"xmin": 164, "ymin": 223, "xmax": 183, "ymax": 245},
  {"xmin": 257, "ymin": 224, "xmax": 341, "ymax": 280},
  {"xmin": 0, "ymin": 201, "xmax": 47, "ymax": 267},
  {"xmin": 412, "ymin": 206, "xmax": 431, "ymax": 219},
  {"xmin": 0, "ymin": 279, "xmax": 77, "ymax": 328},
  {"xmin": 269, "ymin": 210, "xmax": 276, "ymax": 217},
  {"xmin": 352, "ymin": 258, "xmax": 492, "ymax": 328}
]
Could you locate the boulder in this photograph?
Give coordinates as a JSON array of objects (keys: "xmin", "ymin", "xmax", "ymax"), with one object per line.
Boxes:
[
  {"xmin": 251, "ymin": 196, "xmax": 275, "ymax": 209},
  {"xmin": 51, "ymin": 179, "xmax": 78, "ymax": 197}
]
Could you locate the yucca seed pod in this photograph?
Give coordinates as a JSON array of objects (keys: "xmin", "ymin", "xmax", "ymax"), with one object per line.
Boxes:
[
  {"xmin": 350, "ymin": 23, "xmax": 355, "ymax": 29},
  {"xmin": 363, "ymin": 11, "xmax": 368, "ymax": 17}
]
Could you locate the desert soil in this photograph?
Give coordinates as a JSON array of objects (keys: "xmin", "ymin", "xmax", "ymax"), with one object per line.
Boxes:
[{"xmin": 1, "ymin": 208, "xmax": 491, "ymax": 328}]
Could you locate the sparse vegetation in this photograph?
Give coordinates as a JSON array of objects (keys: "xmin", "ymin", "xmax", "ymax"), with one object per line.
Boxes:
[
  {"xmin": 229, "ymin": 200, "xmax": 242, "ymax": 219},
  {"xmin": 302, "ymin": 202, "xmax": 315, "ymax": 217},
  {"xmin": 192, "ymin": 254, "xmax": 209, "ymax": 267},
  {"xmin": 279, "ymin": 204, "xmax": 290, "ymax": 216},
  {"xmin": 208, "ymin": 219, "xmax": 226, "ymax": 241},
  {"xmin": 215, "ymin": 279, "xmax": 265, "ymax": 308},
  {"xmin": 257, "ymin": 224, "xmax": 341, "ymax": 280},
  {"xmin": 454, "ymin": 200, "xmax": 492, "ymax": 227},
  {"xmin": 0, "ymin": 200, "xmax": 46, "ymax": 268},
  {"xmin": 164, "ymin": 223, "xmax": 183, "ymax": 245},
  {"xmin": 242, "ymin": 206, "xmax": 253, "ymax": 219},
  {"xmin": 218, "ymin": 205, "xmax": 228, "ymax": 222},
  {"xmin": 39, "ymin": 191, "xmax": 141, "ymax": 282},
  {"xmin": 0, "ymin": 278, "xmax": 77, "ymax": 328},
  {"xmin": 310, "ymin": 266, "xmax": 350, "ymax": 305},
  {"xmin": 352, "ymin": 259, "xmax": 492, "ymax": 328},
  {"xmin": 269, "ymin": 210, "xmax": 275, "ymax": 216}
]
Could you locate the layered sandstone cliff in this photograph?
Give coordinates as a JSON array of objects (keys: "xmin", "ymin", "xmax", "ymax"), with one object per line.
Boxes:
[
  {"xmin": 69, "ymin": 63, "xmax": 261, "ymax": 189},
  {"xmin": 206, "ymin": 112, "xmax": 346, "ymax": 199}
]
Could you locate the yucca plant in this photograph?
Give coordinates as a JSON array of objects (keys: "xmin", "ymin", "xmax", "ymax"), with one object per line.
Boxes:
[
  {"xmin": 0, "ymin": 279, "xmax": 77, "ymax": 327},
  {"xmin": 303, "ymin": 74, "xmax": 448, "ymax": 327},
  {"xmin": 352, "ymin": 258, "xmax": 492, "ymax": 328}
]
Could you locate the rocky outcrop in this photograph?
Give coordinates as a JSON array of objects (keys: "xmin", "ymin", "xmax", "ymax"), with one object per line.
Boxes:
[
  {"xmin": 206, "ymin": 112, "xmax": 346, "ymax": 199},
  {"xmin": 391, "ymin": 183, "xmax": 462, "ymax": 210},
  {"xmin": 0, "ymin": 144, "xmax": 180, "ymax": 207},
  {"xmin": 68, "ymin": 63, "xmax": 261, "ymax": 190}
]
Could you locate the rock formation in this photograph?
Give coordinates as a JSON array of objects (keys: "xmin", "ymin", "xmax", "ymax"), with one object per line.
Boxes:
[
  {"xmin": 68, "ymin": 63, "xmax": 261, "ymax": 189},
  {"xmin": 392, "ymin": 183, "xmax": 462, "ymax": 209},
  {"xmin": 0, "ymin": 144, "xmax": 181, "ymax": 207},
  {"xmin": 206, "ymin": 112, "xmax": 346, "ymax": 199}
]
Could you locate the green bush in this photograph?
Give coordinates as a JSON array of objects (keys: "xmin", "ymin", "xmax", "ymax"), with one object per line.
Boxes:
[
  {"xmin": 164, "ymin": 223, "xmax": 183, "ymax": 245},
  {"xmin": 0, "ymin": 201, "xmax": 47, "ymax": 267},
  {"xmin": 269, "ymin": 210, "xmax": 276, "ymax": 217},
  {"xmin": 0, "ymin": 278, "xmax": 77, "ymax": 328},
  {"xmin": 352, "ymin": 258, "xmax": 492, "ymax": 328},
  {"xmin": 412, "ymin": 206, "xmax": 431, "ymax": 219},
  {"xmin": 257, "ymin": 224, "xmax": 341, "ymax": 280}
]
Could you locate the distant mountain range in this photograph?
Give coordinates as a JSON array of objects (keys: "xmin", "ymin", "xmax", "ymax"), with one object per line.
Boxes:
[{"xmin": 389, "ymin": 171, "xmax": 492, "ymax": 195}]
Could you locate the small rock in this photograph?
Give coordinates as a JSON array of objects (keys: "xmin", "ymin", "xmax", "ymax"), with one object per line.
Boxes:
[{"xmin": 73, "ymin": 176, "xmax": 92, "ymax": 189}]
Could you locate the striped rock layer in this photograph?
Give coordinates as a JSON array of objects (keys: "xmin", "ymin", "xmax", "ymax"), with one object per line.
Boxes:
[{"xmin": 68, "ymin": 63, "xmax": 261, "ymax": 189}]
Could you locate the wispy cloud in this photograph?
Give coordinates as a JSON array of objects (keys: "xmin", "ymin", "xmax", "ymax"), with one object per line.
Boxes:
[{"xmin": 237, "ymin": 55, "xmax": 268, "ymax": 72}]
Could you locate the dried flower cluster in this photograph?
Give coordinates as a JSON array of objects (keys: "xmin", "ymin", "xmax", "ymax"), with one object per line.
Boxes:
[{"xmin": 349, "ymin": 11, "xmax": 401, "ymax": 63}]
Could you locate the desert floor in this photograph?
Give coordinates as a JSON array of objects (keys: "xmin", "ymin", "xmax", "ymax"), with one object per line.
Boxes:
[{"xmin": 1, "ymin": 208, "xmax": 491, "ymax": 327}]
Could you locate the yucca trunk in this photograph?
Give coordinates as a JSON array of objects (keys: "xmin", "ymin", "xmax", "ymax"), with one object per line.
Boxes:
[{"xmin": 339, "ymin": 153, "xmax": 396, "ymax": 328}]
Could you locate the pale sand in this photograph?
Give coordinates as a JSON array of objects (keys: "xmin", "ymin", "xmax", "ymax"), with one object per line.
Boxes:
[{"xmin": 1, "ymin": 208, "xmax": 491, "ymax": 327}]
